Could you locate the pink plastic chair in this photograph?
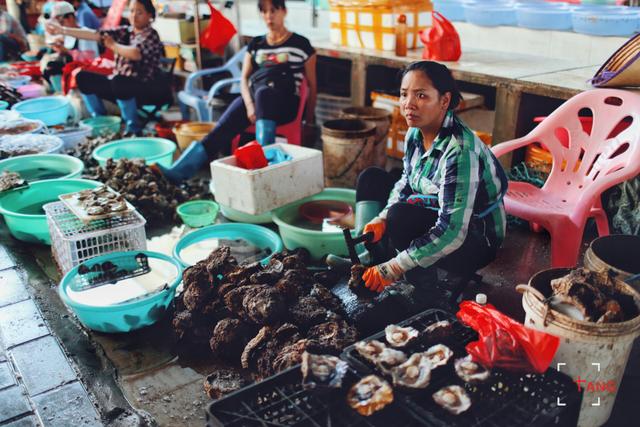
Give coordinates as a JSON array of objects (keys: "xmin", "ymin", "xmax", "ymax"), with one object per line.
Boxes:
[
  {"xmin": 231, "ymin": 77, "xmax": 309, "ymax": 151},
  {"xmin": 492, "ymin": 89, "xmax": 640, "ymax": 268}
]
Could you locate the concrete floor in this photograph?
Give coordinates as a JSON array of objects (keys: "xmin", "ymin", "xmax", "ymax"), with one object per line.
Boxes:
[{"xmin": 0, "ymin": 217, "xmax": 637, "ymax": 426}]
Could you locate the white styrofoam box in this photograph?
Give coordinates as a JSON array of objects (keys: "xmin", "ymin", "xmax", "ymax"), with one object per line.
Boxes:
[{"xmin": 210, "ymin": 143, "xmax": 324, "ymax": 215}]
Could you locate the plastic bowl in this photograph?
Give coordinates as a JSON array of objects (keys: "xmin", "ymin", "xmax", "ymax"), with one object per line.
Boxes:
[
  {"xmin": 0, "ymin": 134, "xmax": 64, "ymax": 156},
  {"xmin": 464, "ymin": 4, "xmax": 518, "ymax": 26},
  {"xmin": 6, "ymin": 75, "xmax": 30, "ymax": 88},
  {"xmin": 272, "ymin": 188, "xmax": 356, "ymax": 260},
  {"xmin": 53, "ymin": 126, "xmax": 92, "ymax": 150},
  {"xmin": 174, "ymin": 121, "xmax": 215, "ymax": 151},
  {"xmin": 433, "ymin": 0, "xmax": 468, "ymax": 21},
  {"xmin": 92, "ymin": 137, "xmax": 177, "ymax": 168},
  {"xmin": 0, "ymin": 178, "xmax": 101, "ymax": 244},
  {"xmin": 177, "ymin": 200, "xmax": 220, "ymax": 228},
  {"xmin": 298, "ymin": 199, "xmax": 353, "ymax": 224},
  {"xmin": 0, "ymin": 154, "xmax": 84, "ymax": 182},
  {"xmin": 572, "ymin": 9, "xmax": 639, "ymax": 36},
  {"xmin": 0, "ymin": 119, "xmax": 43, "ymax": 137},
  {"xmin": 17, "ymin": 83, "xmax": 45, "ymax": 99},
  {"xmin": 0, "ymin": 101, "xmax": 8, "ymax": 110},
  {"xmin": 173, "ymin": 223, "xmax": 283, "ymax": 267},
  {"xmin": 516, "ymin": 6, "xmax": 573, "ymax": 31},
  {"xmin": 155, "ymin": 120, "xmax": 186, "ymax": 141},
  {"xmin": 11, "ymin": 96, "xmax": 70, "ymax": 126},
  {"xmin": 79, "ymin": 116, "xmax": 122, "ymax": 137},
  {"xmin": 58, "ymin": 250, "xmax": 183, "ymax": 333}
]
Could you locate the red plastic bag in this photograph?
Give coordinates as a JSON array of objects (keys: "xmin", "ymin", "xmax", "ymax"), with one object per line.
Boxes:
[
  {"xmin": 234, "ymin": 141, "xmax": 268, "ymax": 170},
  {"xmin": 456, "ymin": 301, "xmax": 560, "ymax": 374},
  {"xmin": 419, "ymin": 11, "xmax": 461, "ymax": 61},
  {"xmin": 200, "ymin": 1, "xmax": 237, "ymax": 55}
]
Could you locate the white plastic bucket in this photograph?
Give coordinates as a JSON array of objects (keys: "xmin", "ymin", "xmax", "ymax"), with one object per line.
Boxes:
[{"xmin": 519, "ymin": 268, "xmax": 640, "ymax": 427}]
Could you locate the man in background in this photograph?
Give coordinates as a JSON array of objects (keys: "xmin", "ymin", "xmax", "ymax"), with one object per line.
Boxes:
[
  {"xmin": 72, "ymin": 0, "xmax": 100, "ymax": 30},
  {"xmin": 0, "ymin": 6, "xmax": 28, "ymax": 61}
]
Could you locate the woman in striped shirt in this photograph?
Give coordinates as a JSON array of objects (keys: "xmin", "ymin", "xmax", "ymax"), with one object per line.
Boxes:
[{"xmin": 341, "ymin": 61, "xmax": 508, "ymax": 292}]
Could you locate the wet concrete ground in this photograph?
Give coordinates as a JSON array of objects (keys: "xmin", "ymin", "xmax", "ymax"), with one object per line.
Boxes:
[{"xmin": 0, "ymin": 217, "xmax": 637, "ymax": 426}]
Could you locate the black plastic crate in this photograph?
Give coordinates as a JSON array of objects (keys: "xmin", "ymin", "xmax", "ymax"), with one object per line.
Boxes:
[
  {"xmin": 342, "ymin": 309, "xmax": 582, "ymax": 427},
  {"xmin": 206, "ymin": 366, "xmax": 423, "ymax": 427}
]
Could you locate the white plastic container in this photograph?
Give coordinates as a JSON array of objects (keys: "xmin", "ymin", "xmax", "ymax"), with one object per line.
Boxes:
[
  {"xmin": 519, "ymin": 268, "xmax": 640, "ymax": 427},
  {"xmin": 210, "ymin": 143, "xmax": 324, "ymax": 215},
  {"xmin": 44, "ymin": 201, "xmax": 147, "ymax": 274}
]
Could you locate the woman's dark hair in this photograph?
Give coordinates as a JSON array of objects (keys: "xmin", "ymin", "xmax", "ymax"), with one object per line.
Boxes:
[
  {"xmin": 401, "ymin": 61, "xmax": 463, "ymax": 110},
  {"xmin": 132, "ymin": 0, "xmax": 156, "ymax": 19},
  {"xmin": 258, "ymin": 0, "xmax": 286, "ymax": 12}
]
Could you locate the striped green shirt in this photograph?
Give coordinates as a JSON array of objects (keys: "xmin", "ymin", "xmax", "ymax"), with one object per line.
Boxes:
[{"xmin": 380, "ymin": 110, "xmax": 508, "ymax": 271}]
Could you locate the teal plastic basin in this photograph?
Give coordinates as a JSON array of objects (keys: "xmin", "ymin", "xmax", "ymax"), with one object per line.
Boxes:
[
  {"xmin": 173, "ymin": 223, "xmax": 283, "ymax": 267},
  {"xmin": 0, "ymin": 178, "xmax": 101, "ymax": 244},
  {"xmin": 0, "ymin": 101, "xmax": 8, "ymax": 110},
  {"xmin": 177, "ymin": 200, "xmax": 219, "ymax": 228},
  {"xmin": 11, "ymin": 96, "xmax": 70, "ymax": 126},
  {"xmin": 0, "ymin": 154, "xmax": 84, "ymax": 182},
  {"xmin": 79, "ymin": 116, "xmax": 122, "ymax": 137},
  {"xmin": 58, "ymin": 250, "xmax": 183, "ymax": 333},
  {"xmin": 92, "ymin": 137, "xmax": 176, "ymax": 167},
  {"xmin": 272, "ymin": 188, "xmax": 356, "ymax": 260}
]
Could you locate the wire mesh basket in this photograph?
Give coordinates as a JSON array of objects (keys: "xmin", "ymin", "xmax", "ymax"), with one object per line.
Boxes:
[{"xmin": 44, "ymin": 201, "xmax": 147, "ymax": 275}]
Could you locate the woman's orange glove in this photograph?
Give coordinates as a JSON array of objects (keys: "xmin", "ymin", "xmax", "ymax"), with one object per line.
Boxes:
[
  {"xmin": 363, "ymin": 217, "xmax": 386, "ymax": 243},
  {"xmin": 362, "ymin": 259, "xmax": 405, "ymax": 293}
]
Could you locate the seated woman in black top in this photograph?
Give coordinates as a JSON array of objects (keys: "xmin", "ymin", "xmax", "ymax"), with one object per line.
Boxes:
[
  {"xmin": 158, "ymin": 0, "xmax": 318, "ymax": 183},
  {"xmin": 46, "ymin": 0, "xmax": 168, "ymax": 135}
]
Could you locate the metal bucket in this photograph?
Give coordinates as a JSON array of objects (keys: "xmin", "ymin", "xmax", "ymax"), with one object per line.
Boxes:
[
  {"xmin": 321, "ymin": 119, "xmax": 376, "ymax": 188},
  {"xmin": 519, "ymin": 268, "xmax": 640, "ymax": 427},
  {"xmin": 341, "ymin": 107, "xmax": 391, "ymax": 169}
]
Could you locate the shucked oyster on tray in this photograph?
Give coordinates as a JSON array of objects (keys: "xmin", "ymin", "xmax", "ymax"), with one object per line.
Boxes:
[
  {"xmin": 390, "ymin": 353, "xmax": 432, "ymax": 389},
  {"xmin": 301, "ymin": 351, "xmax": 348, "ymax": 388},
  {"xmin": 385, "ymin": 324, "xmax": 419, "ymax": 348},
  {"xmin": 424, "ymin": 344, "xmax": 454, "ymax": 368},
  {"xmin": 375, "ymin": 348, "xmax": 407, "ymax": 374},
  {"xmin": 432, "ymin": 385, "xmax": 472, "ymax": 415},
  {"xmin": 347, "ymin": 375, "xmax": 394, "ymax": 416},
  {"xmin": 355, "ymin": 340, "xmax": 387, "ymax": 364},
  {"xmin": 454, "ymin": 355, "xmax": 490, "ymax": 384}
]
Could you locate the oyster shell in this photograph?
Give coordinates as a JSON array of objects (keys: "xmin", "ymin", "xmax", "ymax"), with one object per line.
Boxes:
[
  {"xmin": 355, "ymin": 340, "xmax": 387, "ymax": 364},
  {"xmin": 422, "ymin": 320, "xmax": 454, "ymax": 344},
  {"xmin": 424, "ymin": 344, "xmax": 453, "ymax": 368},
  {"xmin": 385, "ymin": 325, "xmax": 419, "ymax": 348},
  {"xmin": 347, "ymin": 375, "xmax": 394, "ymax": 416},
  {"xmin": 391, "ymin": 353, "xmax": 432, "ymax": 388},
  {"xmin": 454, "ymin": 356, "xmax": 490, "ymax": 383},
  {"xmin": 300, "ymin": 351, "xmax": 348, "ymax": 388},
  {"xmin": 375, "ymin": 348, "xmax": 407, "ymax": 374},
  {"xmin": 432, "ymin": 385, "xmax": 471, "ymax": 415}
]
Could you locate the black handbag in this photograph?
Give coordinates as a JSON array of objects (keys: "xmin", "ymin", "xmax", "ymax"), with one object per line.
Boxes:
[{"xmin": 248, "ymin": 64, "xmax": 296, "ymax": 99}]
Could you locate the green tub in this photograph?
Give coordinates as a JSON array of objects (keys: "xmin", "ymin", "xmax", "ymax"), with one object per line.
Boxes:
[
  {"xmin": 0, "ymin": 178, "xmax": 101, "ymax": 244},
  {"xmin": 79, "ymin": 116, "xmax": 122, "ymax": 137},
  {"xmin": 92, "ymin": 137, "xmax": 177, "ymax": 168},
  {"xmin": 0, "ymin": 154, "xmax": 84, "ymax": 182},
  {"xmin": 272, "ymin": 188, "xmax": 356, "ymax": 260}
]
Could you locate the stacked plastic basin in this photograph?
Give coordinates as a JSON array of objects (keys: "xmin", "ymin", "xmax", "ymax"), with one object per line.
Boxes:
[{"xmin": 434, "ymin": 0, "xmax": 639, "ymax": 36}]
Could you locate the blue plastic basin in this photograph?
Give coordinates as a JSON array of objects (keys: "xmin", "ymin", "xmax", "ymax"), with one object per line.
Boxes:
[
  {"xmin": 92, "ymin": 137, "xmax": 177, "ymax": 168},
  {"xmin": 572, "ymin": 9, "xmax": 640, "ymax": 36},
  {"xmin": 516, "ymin": 6, "xmax": 573, "ymax": 31},
  {"xmin": 464, "ymin": 4, "xmax": 517, "ymax": 26},
  {"xmin": 433, "ymin": 0, "xmax": 467, "ymax": 21},
  {"xmin": 59, "ymin": 250, "xmax": 184, "ymax": 333},
  {"xmin": 0, "ymin": 101, "xmax": 8, "ymax": 110},
  {"xmin": 0, "ymin": 154, "xmax": 84, "ymax": 182},
  {"xmin": 11, "ymin": 96, "xmax": 70, "ymax": 126},
  {"xmin": 0, "ymin": 179, "xmax": 101, "ymax": 244},
  {"xmin": 173, "ymin": 223, "xmax": 283, "ymax": 267}
]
